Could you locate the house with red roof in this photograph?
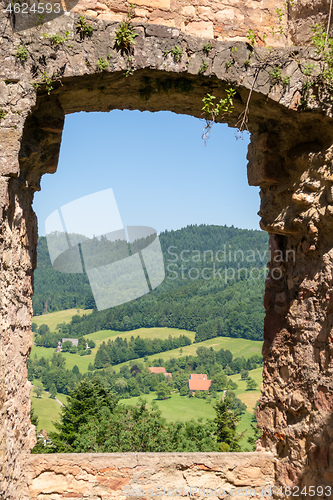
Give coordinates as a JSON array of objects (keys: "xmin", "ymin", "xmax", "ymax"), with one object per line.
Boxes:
[
  {"xmin": 148, "ymin": 367, "xmax": 172, "ymax": 379},
  {"xmin": 188, "ymin": 374, "xmax": 211, "ymax": 392}
]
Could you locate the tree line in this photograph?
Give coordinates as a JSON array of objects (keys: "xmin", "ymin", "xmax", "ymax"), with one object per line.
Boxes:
[
  {"xmin": 32, "ymin": 378, "xmax": 242, "ymax": 454},
  {"xmin": 94, "ymin": 334, "xmax": 191, "ymax": 369},
  {"xmin": 28, "ymin": 345, "xmax": 262, "ymax": 400}
]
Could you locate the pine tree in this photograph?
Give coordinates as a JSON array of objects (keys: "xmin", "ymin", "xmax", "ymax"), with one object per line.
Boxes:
[
  {"xmin": 214, "ymin": 395, "xmax": 241, "ymax": 452},
  {"xmin": 50, "ymin": 378, "xmax": 118, "ymax": 452}
]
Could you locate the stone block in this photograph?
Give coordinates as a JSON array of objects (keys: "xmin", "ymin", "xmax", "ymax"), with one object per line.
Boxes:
[
  {"xmin": 185, "ymin": 21, "xmax": 214, "ymax": 39},
  {"xmin": 215, "ymin": 8, "xmax": 236, "ymax": 23},
  {"xmin": 197, "ymin": 6, "xmax": 212, "ymax": 21},
  {"xmin": 181, "ymin": 6, "xmax": 196, "ymax": 19},
  {"xmin": 145, "ymin": 23, "xmax": 177, "ymax": 37},
  {"xmin": 134, "ymin": 0, "xmax": 170, "ymax": 11},
  {"xmin": 97, "ymin": 13, "xmax": 123, "ymax": 20}
]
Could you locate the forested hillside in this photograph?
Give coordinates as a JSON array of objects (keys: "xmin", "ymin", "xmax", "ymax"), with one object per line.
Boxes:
[{"xmin": 34, "ymin": 224, "xmax": 268, "ymax": 341}]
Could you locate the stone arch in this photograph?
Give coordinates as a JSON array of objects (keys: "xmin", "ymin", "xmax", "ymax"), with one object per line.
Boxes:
[{"xmin": 2, "ymin": 6, "xmax": 333, "ymax": 498}]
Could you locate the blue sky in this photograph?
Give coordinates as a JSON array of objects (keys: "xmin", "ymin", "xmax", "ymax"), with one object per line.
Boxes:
[{"xmin": 33, "ymin": 110, "xmax": 261, "ymax": 236}]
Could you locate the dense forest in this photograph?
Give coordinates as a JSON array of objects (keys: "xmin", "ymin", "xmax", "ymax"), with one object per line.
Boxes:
[{"xmin": 34, "ymin": 224, "xmax": 268, "ymax": 341}]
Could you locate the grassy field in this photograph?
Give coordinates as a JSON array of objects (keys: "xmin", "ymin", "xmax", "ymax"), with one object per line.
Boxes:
[
  {"xmin": 30, "ymin": 387, "xmax": 257, "ymax": 449},
  {"xmin": 110, "ymin": 334, "xmax": 262, "ymax": 373},
  {"xmin": 30, "ymin": 345, "xmax": 96, "ymax": 372},
  {"xmin": 86, "ymin": 327, "xmax": 196, "ymax": 344},
  {"xmin": 119, "ymin": 391, "xmax": 256, "ymax": 451},
  {"xmin": 229, "ymin": 367, "xmax": 262, "ymax": 415},
  {"xmin": 33, "ymin": 308, "xmax": 93, "ymax": 331},
  {"xmin": 56, "ymin": 393, "xmax": 68, "ymax": 406},
  {"xmin": 237, "ymin": 409, "xmax": 255, "ymax": 451},
  {"xmin": 30, "ymin": 317, "xmax": 263, "ymax": 446},
  {"xmin": 119, "ymin": 392, "xmax": 216, "ymax": 422},
  {"xmin": 30, "ymin": 327, "xmax": 195, "ymax": 373},
  {"xmin": 31, "ymin": 325, "xmax": 263, "ymax": 375},
  {"xmin": 30, "ymin": 391, "xmax": 63, "ymax": 433}
]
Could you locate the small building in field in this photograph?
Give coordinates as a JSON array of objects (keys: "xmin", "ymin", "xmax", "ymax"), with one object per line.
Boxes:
[
  {"xmin": 61, "ymin": 338, "xmax": 78, "ymax": 347},
  {"xmin": 54, "ymin": 341, "xmax": 62, "ymax": 352},
  {"xmin": 148, "ymin": 367, "xmax": 172, "ymax": 379},
  {"xmin": 37, "ymin": 429, "xmax": 51, "ymax": 446},
  {"xmin": 188, "ymin": 374, "xmax": 211, "ymax": 392}
]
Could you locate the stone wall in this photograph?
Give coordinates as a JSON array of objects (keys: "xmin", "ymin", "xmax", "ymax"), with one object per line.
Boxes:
[
  {"xmin": 71, "ymin": 0, "xmax": 289, "ymax": 46},
  {"xmin": 1, "ymin": 1, "xmax": 333, "ymax": 499},
  {"xmin": 68, "ymin": 0, "xmax": 333, "ymax": 46},
  {"xmin": 27, "ymin": 452, "xmax": 274, "ymax": 499}
]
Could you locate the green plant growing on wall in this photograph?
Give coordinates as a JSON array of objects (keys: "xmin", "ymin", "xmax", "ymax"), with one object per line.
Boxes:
[
  {"xmin": 171, "ymin": 45, "xmax": 183, "ymax": 62},
  {"xmin": 97, "ymin": 58, "xmax": 109, "ymax": 71},
  {"xmin": 163, "ymin": 45, "xmax": 183, "ymax": 62},
  {"xmin": 15, "ymin": 44, "xmax": 28, "ymax": 61},
  {"xmin": 269, "ymin": 66, "xmax": 282, "ymax": 84},
  {"xmin": 115, "ymin": 4, "xmax": 138, "ymax": 51},
  {"xmin": 202, "ymin": 89, "xmax": 236, "ymax": 120},
  {"xmin": 36, "ymin": 14, "xmax": 44, "ymax": 27},
  {"xmin": 41, "ymin": 72, "xmax": 54, "ymax": 95},
  {"xmin": 275, "ymin": 7, "xmax": 285, "ymax": 36},
  {"xmin": 43, "ymin": 31, "xmax": 70, "ymax": 46},
  {"xmin": 0, "ymin": 109, "xmax": 7, "ymax": 121},
  {"xmin": 76, "ymin": 16, "xmax": 94, "ymax": 39},
  {"xmin": 311, "ymin": 25, "xmax": 333, "ymax": 87},
  {"xmin": 269, "ymin": 66, "xmax": 290, "ymax": 88},
  {"xmin": 198, "ymin": 60, "xmax": 208, "ymax": 74},
  {"xmin": 202, "ymin": 88, "xmax": 236, "ymax": 144},
  {"xmin": 246, "ymin": 29, "xmax": 256, "ymax": 47},
  {"xmin": 31, "ymin": 73, "xmax": 55, "ymax": 94},
  {"xmin": 203, "ymin": 42, "xmax": 212, "ymax": 55},
  {"xmin": 276, "ymin": 8, "xmax": 283, "ymax": 24},
  {"xmin": 302, "ymin": 62, "xmax": 317, "ymax": 76},
  {"xmin": 275, "ymin": 2, "xmax": 295, "ymax": 38}
]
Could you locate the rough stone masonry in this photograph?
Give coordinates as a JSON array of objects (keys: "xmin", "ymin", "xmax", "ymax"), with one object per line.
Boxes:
[{"xmin": 1, "ymin": 0, "xmax": 333, "ymax": 498}]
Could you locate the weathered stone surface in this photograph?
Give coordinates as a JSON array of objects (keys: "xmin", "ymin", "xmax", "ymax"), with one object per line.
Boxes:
[
  {"xmin": 1, "ymin": 3, "xmax": 333, "ymax": 500},
  {"xmin": 27, "ymin": 453, "xmax": 275, "ymax": 499},
  {"xmin": 44, "ymin": 0, "xmax": 330, "ymax": 46},
  {"xmin": 185, "ymin": 20, "xmax": 214, "ymax": 39},
  {"xmin": 135, "ymin": 0, "xmax": 170, "ymax": 10}
]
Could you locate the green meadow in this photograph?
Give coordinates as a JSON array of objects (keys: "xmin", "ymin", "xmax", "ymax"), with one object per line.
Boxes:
[
  {"xmin": 31, "ymin": 323, "xmax": 263, "ymax": 375},
  {"xmin": 30, "ymin": 373, "xmax": 261, "ymax": 448},
  {"xmin": 107, "ymin": 333, "xmax": 262, "ymax": 373},
  {"xmin": 86, "ymin": 326, "xmax": 196, "ymax": 344},
  {"xmin": 33, "ymin": 308, "xmax": 93, "ymax": 331},
  {"xmin": 119, "ymin": 389, "xmax": 258, "ymax": 451},
  {"xmin": 119, "ymin": 392, "xmax": 216, "ymax": 422},
  {"xmin": 229, "ymin": 367, "xmax": 262, "ymax": 415},
  {"xmin": 30, "ymin": 345, "xmax": 96, "ymax": 372},
  {"xmin": 30, "ymin": 391, "xmax": 63, "ymax": 434},
  {"xmin": 118, "ymin": 368, "xmax": 263, "ymax": 451},
  {"xmin": 30, "ymin": 317, "xmax": 263, "ymax": 447}
]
